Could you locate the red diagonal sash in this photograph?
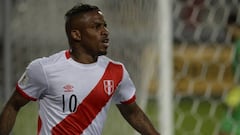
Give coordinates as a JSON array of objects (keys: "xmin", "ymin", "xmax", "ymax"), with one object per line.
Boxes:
[{"xmin": 51, "ymin": 62, "xmax": 123, "ymax": 135}]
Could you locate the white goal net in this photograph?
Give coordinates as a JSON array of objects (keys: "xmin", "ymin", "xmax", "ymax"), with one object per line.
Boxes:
[{"xmin": 1, "ymin": 0, "xmax": 240, "ymax": 135}]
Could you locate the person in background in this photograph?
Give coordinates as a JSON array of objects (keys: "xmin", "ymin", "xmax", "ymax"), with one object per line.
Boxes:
[
  {"xmin": 229, "ymin": 11, "xmax": 240, "ymax": 76},
  {"xmin": 0, "ymin": 3, "xmax": 160, "ymax": 135},
  {"xmin": 219, "ymin": 10, "xmax": 240, "ymax": 135},
  {"xmin": 219, "ymin": 87, "xmax": 240, "ymax": 135}
]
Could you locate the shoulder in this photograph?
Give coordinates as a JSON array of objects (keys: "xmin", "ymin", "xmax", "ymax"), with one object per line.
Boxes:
[
  {"xmin": 28, "ymin": 50, "xmax": 66, "ymax": 70},
  {"xmin": 99, "ymin": 56, "xmax": 124, "ymax": 67},
  {"xmin": 99, "ymin": 56, "xmax": 128, "ymax": 79}
]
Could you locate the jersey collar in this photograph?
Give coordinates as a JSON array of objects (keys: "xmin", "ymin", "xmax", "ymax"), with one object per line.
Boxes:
[{"xmin": 65, "ymin": 50, "xmax": 71, "ymax": 59}]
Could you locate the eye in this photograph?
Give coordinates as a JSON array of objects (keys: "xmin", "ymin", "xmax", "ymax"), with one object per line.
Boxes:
[
  {"xmin": 104, "ymin": 23, "xmax": 107, "ymax": 28},
  {"xmin": 92, "ymin": 22, "xmax": 107, "ymax": 30},
  {"xmin": 94, "ymin": 23, "xmax": 101, "ymax": 29},
  {"xmin": 95, "ymin": 24, "xmax": 101, "ymax": 29}
]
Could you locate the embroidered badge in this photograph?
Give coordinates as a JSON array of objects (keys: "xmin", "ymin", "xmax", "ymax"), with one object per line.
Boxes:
[
  {"xmin": 63, "ymin": 84, "xmax": 74, "ymax": 92},
  {"xmin": 103, "ymin": 80, "xmax": 114, "ymax": 96}
]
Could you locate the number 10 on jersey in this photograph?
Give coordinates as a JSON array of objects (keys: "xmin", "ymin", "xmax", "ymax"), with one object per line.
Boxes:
[{"xmin": 62, "ymin": 94, "xmax": 77, "ymax": 112}]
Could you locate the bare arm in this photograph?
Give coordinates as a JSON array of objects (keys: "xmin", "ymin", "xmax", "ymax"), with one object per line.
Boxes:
[
  {"xmin": 0, "ymin": 90, "xmax": 30, "ymax": 135},
  {"xmin": 117, "ymin": 102, "xmax": 160, "ymax": 135}
]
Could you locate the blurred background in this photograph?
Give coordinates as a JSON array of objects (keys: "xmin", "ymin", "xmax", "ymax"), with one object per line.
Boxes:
[{"xmin": 0, "ymin": 0, "xmax": 240, "ymax": 135}]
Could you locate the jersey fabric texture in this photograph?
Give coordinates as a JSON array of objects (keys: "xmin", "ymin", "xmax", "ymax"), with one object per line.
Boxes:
[{"xmin": 16, "ymin": 50, "xmax": 136, "ymax": 135}]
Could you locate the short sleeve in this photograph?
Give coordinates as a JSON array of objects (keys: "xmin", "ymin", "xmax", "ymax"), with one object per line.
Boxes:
[
  {"xmin": 112, "ymin": 65, "xmax": 136, "ymax": 104},
  {"xmin": 16, "ymin": 59, "xmax": 48, "ymax": 100}
]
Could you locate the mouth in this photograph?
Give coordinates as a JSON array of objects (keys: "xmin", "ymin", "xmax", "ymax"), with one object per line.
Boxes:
[{"xmin": 101, "ymin": 38, "xmax": 109, "ymax": 46}]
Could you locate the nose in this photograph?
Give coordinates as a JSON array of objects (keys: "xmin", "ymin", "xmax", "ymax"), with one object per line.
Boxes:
[{"xmin": 101, "ymin": 27, "xmax": 109, "ymax": 36}]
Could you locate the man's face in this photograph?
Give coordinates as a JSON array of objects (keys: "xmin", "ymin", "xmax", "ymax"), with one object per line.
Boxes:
[{"xmin": 72, "ymin": 10, "xmax": 109, "ymax": 56}]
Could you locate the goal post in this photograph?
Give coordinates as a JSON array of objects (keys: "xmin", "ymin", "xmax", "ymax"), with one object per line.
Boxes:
[
  {"xmin": 3, "ymin": 0, "xmax": 13, "ymax": 102},
  {"xmin": 157, "ymin": 0, "xmax": 174, "ymax": 135}
]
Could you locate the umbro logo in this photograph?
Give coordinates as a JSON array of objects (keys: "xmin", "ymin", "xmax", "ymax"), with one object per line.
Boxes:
[{"xmin": 63, "ymin": 84, "xmax": 74, "ymax": 92}]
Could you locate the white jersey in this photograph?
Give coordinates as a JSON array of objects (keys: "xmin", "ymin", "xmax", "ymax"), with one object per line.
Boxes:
[{"xmin": 16, "ymin": 50, "xmax": 136, "ymax": 135}]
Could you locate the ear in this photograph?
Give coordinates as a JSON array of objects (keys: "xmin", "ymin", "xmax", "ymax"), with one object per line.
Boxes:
[{"xmin": 71, "ymin": 30, "xmax": 81, "ymax": 41}]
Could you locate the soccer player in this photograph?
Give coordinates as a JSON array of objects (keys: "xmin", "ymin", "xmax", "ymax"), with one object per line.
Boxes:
[{"xmin": 0, "ymin": 3, "xmax": 160, "ymax": 135}]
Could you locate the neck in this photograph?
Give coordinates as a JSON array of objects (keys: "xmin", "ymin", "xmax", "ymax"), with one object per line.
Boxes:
[{"xmin": 70, "ymin": 49, "xmax": 98, "ymax": 64}]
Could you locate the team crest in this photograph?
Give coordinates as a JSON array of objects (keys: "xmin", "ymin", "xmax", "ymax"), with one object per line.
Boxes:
[{"xmin": 103, "ymin": 80, "xmax": 114, "ymax": 96}]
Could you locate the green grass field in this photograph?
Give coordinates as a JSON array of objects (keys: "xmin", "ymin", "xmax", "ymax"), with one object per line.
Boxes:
[{"xmin": 3, "ymin": 97, "xmax": 226, "ymax": 135}]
